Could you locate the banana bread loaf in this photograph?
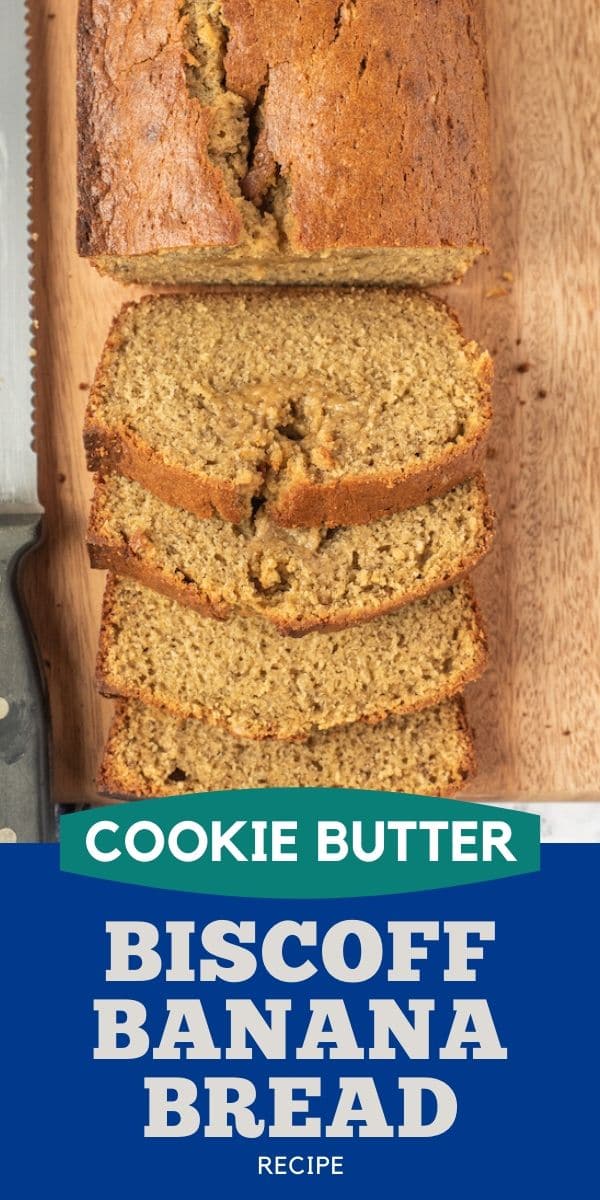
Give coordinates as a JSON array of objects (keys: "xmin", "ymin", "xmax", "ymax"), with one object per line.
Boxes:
[
  {"xmin": 97, "ymin": 575, "xmax": 487, "ymax": 740},
  {"xmin": 100, "ymin": 698, "xmax": 476, "ymax": 798},
  {"xmin": 85, "ymin": 289, "xmax": 493, "ymax": 527},
  {"xmin": 88, "ymin": 472, "xmax": 494, "ymax": 634},
  {"xmin": 78, "ymin": 0, "xmax": 489, "ymax": 287}
]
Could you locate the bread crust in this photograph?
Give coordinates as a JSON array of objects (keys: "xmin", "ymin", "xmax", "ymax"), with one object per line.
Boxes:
[
  {"xmin": 95, "ymin": 577, "xmax": 488, "ymax": 742},
  {"xmin": 98, "ymin": 698, "xmax": 476, "ymax": 799},
  {"xmin": 85, "ymin": 418, "xmax": 491, "ymax": 526},
  {"xmin": 77, "ymin": 0, "xmax": 489, "ymax": 263},
  {"xmin": 85, "ymin": 422, "xmax": 254, "ymax": 523},
  {"xmin": 267, "ymin": 435, "xmax": 491, "ymax": 528},
  {"xmin": 87, "ymin": 480, "xmax": 496, "ymax": 635},
  {"xmin": 77, "ymin": 0, "xmax": 243, "ymax": 259},
  {"xmin": 97, "ymin": 665, "xmax": 486, "ymax": 742},
  {"xmin": 84, "ymin": 291, "xmax": 493, "ymax": 527}
]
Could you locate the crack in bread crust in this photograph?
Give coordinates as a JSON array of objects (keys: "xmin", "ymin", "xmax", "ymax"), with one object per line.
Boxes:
[
  {"xmin": 87, "ymin": 472, "xmax": 495, "ymax": 634},
  {"xmin": 77, "ymin": 0, "xmax": 489, "ymax": 283},
  {"xmin": 84, "ymin": 289, "xmax": 493, "ymax": 528}
]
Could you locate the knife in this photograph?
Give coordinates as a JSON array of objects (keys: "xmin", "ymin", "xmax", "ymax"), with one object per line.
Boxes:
[{"xmin": 0, "ymin": 0, "xmax": 53, "ymax": 841}]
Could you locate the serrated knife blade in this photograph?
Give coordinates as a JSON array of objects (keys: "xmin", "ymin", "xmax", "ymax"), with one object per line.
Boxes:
[
  {"xmin": 0, "ymin": 0, "xmax": 52, "ymax": 843},
  {"xmin": 0, "ymin": 0, "xmax": 39, "ymax": 511}
]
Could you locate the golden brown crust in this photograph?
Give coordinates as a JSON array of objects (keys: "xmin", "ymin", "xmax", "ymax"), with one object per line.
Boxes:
[
  {"xmin": 78, "ymin": 0, "xmax": 489, "ymax": 261},
  {"xmin": 85, "ymin": 421, "xmax": 254, "ymax": 523},
  {"xmin": 87, "ymin": 481, "xmax": 496, "ymax": 635},
  {"xmin": 241, "ymin": 0, "xmax": 491, "ymax": 254},
  {"xmin": 84, "ymin": 296, "xmax": 260, "ymax": 521},
  {"xmin": 96, "ymin": 672, "xmax": 486, "ymax": 744},
  {"xmin": 95, "ymin": 576, "xmax": 489, "ymax": 742},
  {"xmin": 84, "ymin": 290, "xmax": 493, "ymax": 527},
  {"xmin": 77, "ymin": 0, "xmax": 243, "ymax": 258},
  {"xmin": 88, "ymin": 541, "xmax": 233, "ymax": 623},
  {"xmin": 267, "ymin": 435, "xmax": 491, "ymax": 528},
  {"xmin": 85, "ymin": 418, "xmax": 492, "ymax": 527}
]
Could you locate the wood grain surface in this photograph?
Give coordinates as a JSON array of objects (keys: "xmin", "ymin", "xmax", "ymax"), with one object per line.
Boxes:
[{"xmin": 23, "ymin": 0, "xmax": 599, "ymax": 804}]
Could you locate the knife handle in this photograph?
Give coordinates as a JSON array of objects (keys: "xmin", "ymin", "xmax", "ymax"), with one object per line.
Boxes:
[{"xmin": 0, "ymin": 516, "xmax": 54, "ymax": 842}]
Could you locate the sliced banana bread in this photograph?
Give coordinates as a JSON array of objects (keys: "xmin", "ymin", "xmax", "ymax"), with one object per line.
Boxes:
[
  {"xmin": 100, "ymin": 698, "xmax": 475, "ymax": 799},
  {"xmin": 78, "ymin": 1, "xmax": 489, "ymax": 287},
  {"xmin": 85, "ymin": 289, "xmax": 492, "ymax": 528},
  {"xmin": 97, "ymin": 576, "xmax": 487, "ymax": 741},
  {"xmin": 89, "ymin": 473, "xmax": 494, "ymax": 635}
]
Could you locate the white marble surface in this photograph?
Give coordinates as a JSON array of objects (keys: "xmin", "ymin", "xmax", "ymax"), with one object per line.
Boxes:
[{"xmin": 499, "ymin": 803, "xmax": 600, "ymax": 842}]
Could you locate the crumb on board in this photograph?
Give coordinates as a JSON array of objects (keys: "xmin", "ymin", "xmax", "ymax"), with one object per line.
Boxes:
[
  {"xmin": 516, "ymin": 362, "xmax": 531, "ymax": 373},
  {"xmin": 485, "ymin": 269, "xmax": 515, "ymax": 299}
]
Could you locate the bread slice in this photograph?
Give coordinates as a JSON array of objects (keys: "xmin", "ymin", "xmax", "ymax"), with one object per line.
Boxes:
[
  {"xmin": 89, "ymin": 472, "xmax": 494, "ymax": 635},
  {"xmin": 84, "ymin": 290, "xmax": 492, "ymax": 528},
  {"xmin": 100, "ymin": 698, "xmax": 475, "ymax": 799},
  {"xmin": 97, "ymin": 575, "xmax": 487, "ymax": 741},
  {"xmin": 78, "ymin": 1, "xmax": 489, "ymax": 288}
]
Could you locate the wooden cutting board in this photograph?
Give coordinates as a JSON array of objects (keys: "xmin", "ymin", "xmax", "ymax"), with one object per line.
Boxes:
[{"xmin": 23, "ymin": 0, "xmax": 599, "ymax": 804}]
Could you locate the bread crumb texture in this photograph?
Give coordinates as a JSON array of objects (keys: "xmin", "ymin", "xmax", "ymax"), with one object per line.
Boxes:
[
  {"xmin": 100, "ymin": 698, "xmax": 475, "ymax": 798},
  {"xmin": 85, "ymin": 289, "xmax": 493, "ymax": 526},
  {"xmin": 97, "ymin": 575, "xmax": 487, "ymax": 740},
  {"xmin": 78, "ymin": 0, "xmax": 489, "ymax": 284},
  {"xmin": 89, "ymin": 472, "xmax": 494, "ymax": 633}
]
